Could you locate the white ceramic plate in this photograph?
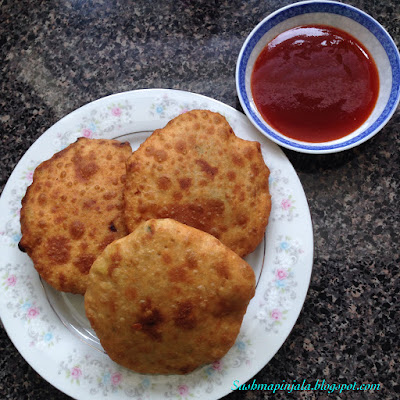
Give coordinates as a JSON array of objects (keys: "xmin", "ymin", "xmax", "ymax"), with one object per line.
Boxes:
[{"xmin": 0, "ymin": 89, "xmax": 313, "ymax": 400}]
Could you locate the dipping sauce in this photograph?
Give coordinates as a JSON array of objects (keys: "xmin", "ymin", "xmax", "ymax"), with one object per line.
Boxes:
[{"xmin": 251, "ymin": 25, "xmax": 379, "ymax": 142}]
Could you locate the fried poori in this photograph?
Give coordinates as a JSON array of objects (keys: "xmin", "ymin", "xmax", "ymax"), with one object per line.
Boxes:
[
  {"xmin": 19, "ymin": 137, "xmax": 132, "ymax": 294},
  {"xmin": 84, "ymin": 218, "xmax": 256, "ymax": 375},
  {"xmin": 124, "ymin": 110, "xmax": 271, "ymax": 257}
]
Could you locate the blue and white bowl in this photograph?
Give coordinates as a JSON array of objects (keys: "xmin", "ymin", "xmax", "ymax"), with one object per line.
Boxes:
[{"xmin": 236, "ymin": 0, "xmax": 400, "ymax": 154}]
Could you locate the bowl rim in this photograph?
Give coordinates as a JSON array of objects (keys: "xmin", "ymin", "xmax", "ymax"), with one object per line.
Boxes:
[{"xmin": 236, "ymin": 0, "xmax": 400, "ymax": 154}]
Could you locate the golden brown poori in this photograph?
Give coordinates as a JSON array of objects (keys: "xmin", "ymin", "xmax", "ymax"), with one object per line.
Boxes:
[
  {"xmin": 19, "ymin": 137, "xmax": 132, "ymax": 294},
  {"xmin": 123, "ymin": 109, "xmax": 271, "ymax": 257},
  {"xmin": 84, "ymin": 218, "xmax": 256, "ymax": 374}
]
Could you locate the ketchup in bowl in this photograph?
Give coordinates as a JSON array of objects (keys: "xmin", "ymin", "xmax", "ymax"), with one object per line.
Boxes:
[{"xmin": 251, "ymin": 25, "xmax": 379, "ymax": 143}]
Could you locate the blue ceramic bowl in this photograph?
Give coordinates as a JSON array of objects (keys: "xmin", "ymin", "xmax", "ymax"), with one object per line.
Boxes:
[{"xmin": 236, "ymin": 0, "xmax": 400, "ymax": 154}]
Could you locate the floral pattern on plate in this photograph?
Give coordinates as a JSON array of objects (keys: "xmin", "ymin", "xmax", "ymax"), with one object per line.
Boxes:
[
  {"xmin": 58, "ymin": 350, "xmax": 146, "ymax": 397},
  {"xmin": 255, "ymin": 235, "xmax": 305, "ymax": 333},
  {"xmin": 268, "ymin": 168, "xmax": 299, "ymax": 222},
  {"xmin": 149, "ymin": 93, "xmax": 209, "ymax": 120},
  {"xmin": 1, "ymin": 262, "xmax": 61, "ymax": 349},
  {"xmin": 56, "ymin": 332, "xmax": 253, "ymax": 399},
  {"xmin": 52, "ymin": 99, "xmax": 136, "ymax": 151}
]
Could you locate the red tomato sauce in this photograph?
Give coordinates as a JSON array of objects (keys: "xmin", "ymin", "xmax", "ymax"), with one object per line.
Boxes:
[{"xmin": 251, "ymin": 25, "xmax": 379, "ymax": 143}]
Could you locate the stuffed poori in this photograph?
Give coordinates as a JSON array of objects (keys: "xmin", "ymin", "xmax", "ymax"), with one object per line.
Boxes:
[
  {"xmin": 124, "ymin": 110, "xmax": 271, "ymax": 257},
  {"xmin": 84, "ymin": 218, "xmax": 256, "ymax": 374},
  {"xmin": 19, "ymin": 137, "xmax": 132, "ymax": 294}
]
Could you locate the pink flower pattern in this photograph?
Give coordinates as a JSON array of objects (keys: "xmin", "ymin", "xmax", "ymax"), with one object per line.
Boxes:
[
  {"xmin": 212, "ymin": 360, "xmax": 222, "ymax": 371},
  {"xmin": 7, "ymin": 275, "xmax": 17, "ymax": 286},
  {"xmin": 111, "ymin": 107, "xmax": 122, "ymax": 117},
  {"xmin": 82, "ymin": 128, "xmax": 93, "ymax": 138},
  {"xmin": 111, "ymin": 372, "xmax": 122, "ymax": 386},
  {"xmin": 276, "ymin": 268, "xmax": 288, "ymax": 280},
  {"xmin": 178, "ymin": 384, "xmax": 189, "ymax": 396},
  {"xmin": 281, "ymin": 198, "xmax": 292, "ymax": 210},
  {"xmin": 71, "ymin": 366, "xmax": 82, "ymax": 379},
  {"xmin": 27, "ymin": 307, "xmax": 39, "ymax": 319},
  {"xmin": 270, "ymin": 309, "xmax": 282, "ymax": 321},
  {"xmin": 26, "ymin": 171, "xmax": 34, "ymax": 182}
]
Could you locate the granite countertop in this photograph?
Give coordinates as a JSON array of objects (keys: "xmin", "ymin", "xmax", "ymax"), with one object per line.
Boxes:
[{"xmin": 1, "ymin": 0, "xmax": 399, "ymax": 399}]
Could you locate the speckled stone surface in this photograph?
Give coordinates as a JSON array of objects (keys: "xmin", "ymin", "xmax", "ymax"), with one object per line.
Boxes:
[{"xmin": 1, "ymin": 0, "xmax": 399, "ymax": 399}]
